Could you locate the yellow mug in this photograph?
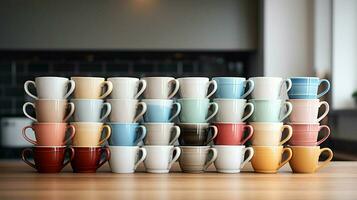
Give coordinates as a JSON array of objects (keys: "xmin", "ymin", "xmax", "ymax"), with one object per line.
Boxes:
[
  {"xmin": 71, "ymin": 77, "xmax": 113, "ymax": 99},
  {"xmin": 251, "ymin": 146, "xmax": 292, "ymax": 173},
  {"xmin": 71, "ymin": 122, "xmax": 111, "ymax": 146}
]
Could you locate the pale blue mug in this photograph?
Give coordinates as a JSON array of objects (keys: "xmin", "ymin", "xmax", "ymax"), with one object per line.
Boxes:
[
  {"xmin": 178, "ymin": 98, "xmax": 219, "ymax": 123},
  {"xmin": 72, "ymin": 99, "xmax": 111, "ymax": 122},
  {"xmin": 213, "ymin": 77, "xmax": 254, "ymax": 99},
  {"xmin": 108, "ymin": 123, "xmax": 146, "ymax": 146},
  {"xmin": 142, "ymin": 99, "xmax": 181, "ymax": 123},
  {"xmin": 249, "ymin": 99, "xmax": 292, "ymax": 122},
  {"xmin": 288, "ymin": 77, "xmax": 330, "ymax": 99}
]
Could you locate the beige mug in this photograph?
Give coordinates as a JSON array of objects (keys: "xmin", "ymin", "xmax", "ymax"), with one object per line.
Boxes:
[
  {"xmin": 71, "ymin": 77, "xmax": 113, "ymax": 99},
  {"xmin": 23, "ymin": 100, "xmax": 75, "ymax": 122},
  {"xmin": 71, "ymin": 122, "xmax": 111, "ymax": 146},
  {"xmin": 250, "ymin": 122, "xmax": 293, "ymax": 146}
]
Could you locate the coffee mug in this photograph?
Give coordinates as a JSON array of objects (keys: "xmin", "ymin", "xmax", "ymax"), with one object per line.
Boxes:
[
  {"xmin": 250, "ymin": 122, "xmax": 292, "ymax": 146},
  {"xmin": 288, "ymin": 77, "xmax": 330, "ymax": 99},
  {"xmin": 251, "ymin": 146, "xmax": 292, "ymax": 173},
  {"xmin": 249, "ymin": 77, "xmax": 292, "ymax": 99},
  {"xmin": 179, "ymin": 146, "xmax": 217, "ymax": 173},
  {"xmin": 177, "ymin": 77, "xmax": 217, "ymax": 98},
  {"xmin": 214, "ymin": 123, "xmax": 253, "ymax": 145},
  {"xmin": 22, "ymin": 123, "xmax": 75, "ymax": 146},
  {"xmin": 108, "ymin": 123, "xmax": 146, "ymax": 146},
  {"xmin": 24, "ymin": 77, "xmax": 75, "ymax": 100},
  {"xmin": 71, "ymin": 146, "xmax": 110, "ymax": 173},
  {"xmin": 289, "ymin": 99, "xmax": 329, "ymax": 123},
  {"xmin": 109, "ymin": 146, "xmax": 147, "ymax": 173},
  {"xmin": 249, "ymin": 99, "xmax": 293, "ymax": 122},
  {"xmin": 72, "ymin": 99, "xmax": 111, "ymax": 122},
  {"xmin": 22, "ymin": 146, "xmax": 74, "ymax": 173},
  {"xmin": 142, "ymin": 99, "xmax": 181, "ymax": 122},
  {"xmin": 289, "ymin": 123, "xmax": 330, "ymax": 146},
  {"xmin": 108, "ymin": 77, "xmax": 146, "ymax": 99},
  {"xmin": 23, "ymin": 100, "xmax": 75, "ymax": 122},
  {"xmin": 289, "ymin": 146, "xmax": 333, "ymax": 173},
  {"xmin": 107, "ymin": 99, "xmax": 146, "ymax": 123},
  {"xmin": 143, "ymin": 123, "xmax": 180, "ymax": 145},
  {"xmin": 178, "ymin": 123, "xmax": 218, "ymax": 146},
  {"xmin": 71, "ymin": 122, "xmax": 111, "ymax": 146},
  {"xmin": 178, "ymin": 98, "xmax": 218, "ymax": 123},
  {"xmin": 213, "ymin": 145, "xmax": 254, "ymax": 173},
  {"xmin": 213, "ymin": 77, "xmax": 254, "ymax": 99},
  {"xmin": 144, "ymin": 145, "xmax": 181, "ymax": 173},
  {"xmin": 71, "ymin": 77, "xmax": 113, "ymax": 99},
  {"xmin": 142, "ymin": 77, "xmax": 179, "ymax": 99},
  {"xmin": 213, "ymin": 99, "xmax": 254, "ymax": 122}
]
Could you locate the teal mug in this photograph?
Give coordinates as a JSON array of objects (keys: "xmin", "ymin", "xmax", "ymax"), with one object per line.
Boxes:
[
  {"xmin": 249, "ymin": 99, "xmax": 292, "ymax": 122},
  {"xmin": 178, "ymin": 98, "xmax": 219, "ymax": 123}
]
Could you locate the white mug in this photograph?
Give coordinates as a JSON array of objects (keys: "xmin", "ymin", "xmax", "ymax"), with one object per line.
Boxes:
[
  {"xmin": 177, "ymin": 77, "xmax": 217, "ymax": 98},
  {"xmin": 108, "ymin": 77, "xmax": 147, "ymax": 99},
  {"xmin": 143, "ymin": 123, "xmax": 180, "ymax": 145},
  {"xmin": 107, "ymin": 99, "xmax": 147, "ymax": 123},
  {"xmin": 109, "ymin": 146, "xmax": 147, "ymax": 173},
  {"xmin": 214, "ymin": 145, "xmax": 254, "ymax": 173},
  {"xmin": 213, "ymin": 99, "xmax": 254, "ymax": 123},
  {"xmin": 143, "ymin": 145, "xmax": 181, "ymax": 173},
  {"xmin": 249, "ymin": 77, "xmax": 292, "ymax": 99},
  {"xmin": 142, "ymin": 77, "xmax": 179, "ymax": 99},
  {"xmin": 24, "ymin": 77, "xmax": 75, "ymax": 100}
]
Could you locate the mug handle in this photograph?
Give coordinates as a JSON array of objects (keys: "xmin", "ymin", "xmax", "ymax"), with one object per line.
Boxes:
[
  {"xmin": 21, "ymin": 148, "xmax": 36, "ymax": 169},
  {"xmin": 168, "ymin": 147, "xmax": 181, "ymax": 170},
  {"xmin": 285, "ymin": 79, "xmax": 292, "ymax": 92},
  {"xmin": 206, "ymin": 80, "xmax": 217, "ymax": 98},
  {"xmin": 204, "ymin": 148, "xmax": 217, "ymax": 171},
  {"xmin": 64, "ymin": 80, "xmax": 76, "ymax": 99},
  {"xmin": 98, "ymin": 125, "xmax": 112, "ymax": 145},
  {"xmin": 317, "ymin": 101, "xmax": 330, "ymax": 122},
  {"xmin": 169, "ymin": 102, "xmax": 181, "ymax": 122},
  {"xmin": 97, "ymin": 147, "xmax": 111, "ymax": 169},
  {"xmin": 277, "ymin": 148, "xmax": 293, "ymax": 170},
  {"xmin": 133, "ymin": 102, "xmax": 147, "ymax": 122},
  {"xmin": 63, "ymin": 102, "xmax": 75, "ymax": 122},
  {"xmin": 99, "ymin": 81, "xmax": 114, "ymax": 99},
  {"xmin": 316, "ymin": 148, "xmax": 333, "ymax": 171},
  {"xmin": 205, "ymin": 125, "xmax": 218, "ymax": 145},
  {"xmin": 62, "ymin": 147, "xmax": 75, "ymax": 169},
  {"xmin": 99, "ymin": 102, "xmax": 112, "ymax": 121},
  {"xmin": 134, "ymin": 80, "xmax": 147, "ymax": 99},
  {"xmin": 316, "ymin": 125, "xmax": 331, "ymax": 145},
  {"xmin": 168, "ymin": 79, "xmax": 180, "ymax": 99},
  {"xmin": 169, "ymin": 126, "xmax": 181, "ymax": 145},
  {"xmin": 205, "ymin": 102, "xmax": 219, "ymax": 122},
  {"xmin": 317, "ymin": 79, "xmax": 331, "ymax": 98},
  {"xmin": 134, "ymin": 147, "xmax": 147, "ymax": 170},
  {"xmin": 24, "ymin": 80, "xmax": 38, "ymax": 100},
  {"xmin": 279, "ymin": 125, "xmax": 293, "ymax": 145},
  {"xmin": 23, "ymin": 102, "xmax": 37, "ymax": 122},
  {"xmin": 63, "ymin": 125, "xmax": 76, "ymax": 145},
  {"xmin": 240, "ymin": 147, "xmax": 254, "ymax": 169},
  {"xmin": 241, "ymin": 79, "xmax": 255, "ymax": 98},
  {"xmin": 279, "ymin": 102, "xmax": 293, "ymax": 121},
  {"xmin": 241, "ymin": 102, "xmax": 254, "ymax": 122},
  {"xmin": 22, "ymin": 125, "xmax": 37, "ymax": 145},
  {"xmin": 240, "ymin": 125, "xmax": 254, "ymax": 145},
  {"xmin": 134, "ymin": 125, "xmax": 147, "ymax": 145}
]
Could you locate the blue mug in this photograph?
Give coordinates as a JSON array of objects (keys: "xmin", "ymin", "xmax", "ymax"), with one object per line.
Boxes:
[
  {"xmin": 288, "ymin": 77, "xmax": 330, "ymax": 99},
  {"xmin": 108, "ymin": 123, "xmax": 146, "ymax": 146},
  {"xmin": 213, "ymin": 77, "xmax": 254, "ymax": 99},
  {"xmin": 142, "ymin": 99, "xmax": 181, "ymax": 122}
]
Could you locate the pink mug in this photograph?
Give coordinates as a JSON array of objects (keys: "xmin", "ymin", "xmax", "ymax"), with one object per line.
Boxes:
[
  {"xmin": 289, "ymin": 123, "xmax": 330, "ymax": 146},
  {"xmin": 289, "ymin": 99, "xmax": 329, "ymax": 123}
]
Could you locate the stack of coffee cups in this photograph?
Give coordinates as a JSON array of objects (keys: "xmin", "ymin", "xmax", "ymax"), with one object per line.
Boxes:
[
  {"xmin": 287, "ymin": 77, "xmax": 333, "ymax": 173},
  {"xmin": 212, "ymin": 77, "xmax": 255, "ymax": 173},
  {"xmin": 107, "ymin": 77, "xmax": 148, "ymax": 173},
  {"xmin": 22, "ymin": 76, "xmax": 76, "ymax": 173},
  {"xmin": 141, "ymin": 77, "xmax": 181, "ymax": 173},
  {"xmin": 70, "ymin": 77, "xmax": 112, "ymax": 173},
  {"xmin": 248, "ymin": 77, "xmax": 294, "ymax": 173}
]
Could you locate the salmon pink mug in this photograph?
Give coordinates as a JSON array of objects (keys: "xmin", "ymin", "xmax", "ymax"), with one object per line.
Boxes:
[
  {"xmin": 214, "ymin": 123, "xmax": 253, "ymax": 145},
  {"xmin": 289, "ymin": 123, "xmax": 330, "ymax": 146}
]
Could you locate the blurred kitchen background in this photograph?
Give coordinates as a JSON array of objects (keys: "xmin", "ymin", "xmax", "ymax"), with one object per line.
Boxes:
[{"xmin": 0, "ymin": 0, "xmax": 356, "ymax": 160}]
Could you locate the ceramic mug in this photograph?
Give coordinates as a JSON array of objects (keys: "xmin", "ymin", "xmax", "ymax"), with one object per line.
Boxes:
[
  {"xmin": 72, "ymin": 99, "xmax": 111, "ymax": 122},
  {"xmin": 288, "ymin": 77, "xmax": 330, "ymax": 99},
  {"xmin": 142, "ymin": 77, "xmax": 179, "ymax": 99},
  {"xmin": 107, "ymin": 99, "xmax": 146, "ymax": 123},
  {"xmin": 213, "ymin": 99, "xmax": 254, "ymax": 123},
  {"xmin": 109, "ymin": 146, "xmax": 147, "ymax": 173},
  {"xmin": 177, "ymin": 77, "xmax": 217, "ymax": 98},
  {"xmin": 108, "ymin": 123, "xmax": 146, "ymax": 146},
  {"xmin": 213, "ymin": 77, "xmax": 254, "ymax": 99},
  {"xmin": 71, "ymin": 77, "xmax": 113, "ymax": 99},
  {"xmin": 143, "ymin": 123, "xmax": 180, "ymax": 145},
  {"xmin": 179, "ymin": 146, "xmax": 217, "ymax": 173},
  {"xmin": 108, "ymin": 77, "xmax": 147, "ymax": 99},
  {"xmin": 142, "ymin": 99, "xmax": 181, "ymax": 122},
  {"xmin": 178, "ymin": 123, "xmax": 218, "ymax": 146},
  {"xmin": 23, "ymin": 100, "xmax": 75, "ymax": 122},
  {"xmin": 250, "ymin": 122, "xmax": 293, "ymax": 146},
  {"xmin": 22, "ymin": 146, "xmax": 74, "ymax": 173},
  {"xmin": 71, "ymin": 146, "xmax": 110, "ymax": 173},
  {"xmin": 24, "ymin": 77, "xmax": 75, "ymax": 100},
  {"xmin": 289, "ymin": 99, "xmax": 329, "ymax": 123},
  {"xmin": 249, "ymin": 99, "xmax": 293, "ymax": 122},
  {"xmin": 249, "ymin": 77, "xmax": 292, "ymax": 99},
  {"xmin": 178, "ymin": 98, "xmax": 218, "ymax": 123},
  {"xmin": 22, "ymin": 123, "xmax": 75, "ymax": 146},
  {"xmin": 214, "ymin": 145, "xmax": 254, "ymax": 173},
  {"xmin": 71, "ymin": 122, "xmax": 111, "ymax": 146},
  {"xmin": 251, "ymin": 146, "xmax": 293, "ymax": 173},
  {"xmin": 214, "ymin": 123, "xmax": 253, "ymax": 145},
  {"xmin": 289, "ymin": 123, "xmax": 330, "ymax": 146},
  {"xmin": 143, "ymin": 145, "xmax": 181, "ymax": 173},
  {"xmin": 289, "ymin": 146, "xmax": 333, "ymax": 173}
]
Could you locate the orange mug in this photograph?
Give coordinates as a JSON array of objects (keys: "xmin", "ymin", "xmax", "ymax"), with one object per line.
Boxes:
[
  {"xmin": 251, "ymin": 146, "xmax": 292, "ymax": 173},
  {"xmin": 71, "ymin": 122, "xmax": 111, "ymax": 146}
]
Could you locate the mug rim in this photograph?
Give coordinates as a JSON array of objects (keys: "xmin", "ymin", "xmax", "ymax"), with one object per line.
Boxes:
[
  {"xmin": 213, "ymin": 98, "xmax": 247, "ymax": 102},
  {"xmin": 177, "ymin": 98, "xmax": 210, "ymax": 101},
  {"xmin": 33, "ymin": 146, "xmax": 67, "ymax": 148},
  {"xmin": 248, "ymin": 99, "xmax": 284, "ymax": 102},
  {"xmin": 180, "ymin": 146, "xmax": 211, "ymax": 149},
  {"xmin": 71, "ymin": 146, "xmax": 103, "ymax": 148},
  {"xmin": 287, "ymin": 145, "xmax": 320, "ymax": 149},
  {"xmin": 249, "ymin": 76, "xmax": 283, "ymax": 80},
  {"xmin": 33, "ymin": 99, "xmax": 68, "ymax": 102},
  {"xmin": 109, "ymin": 146, "xmax": 139, "ymax": 149},
  {"xmin": 71, "ymin": 76, "xmax": 105, "ymax": 80},
  {"xmin": 142, "ymin": 122, "xmax": 174, "ymax": 125},
  {"xmin": 214, "ymin": 122, "xmax": 246, "ymax": 125},
  {"xmin": 107, "ymin": 77, "xmax": 139, "ymax": 80},
  {"xmin": 288, "ymin": 99, "xmax": 320, "ymax": 102},
  {"xmin": 70, "ymin": 122, "xmax": 104, "ymax": 125},
  {"xmin": 32, "ymin": 122, "xmax": 69, "ymax": 125},
  {"xmin": 249, "ymin": 122, "xmax": 283, "ymax": 125},
  {"xmin": 141, "ymin": 76, "xmax": 175, "ymax": 79},
  {"xmin": 141, "ymin": 99, "xmax": 173, "ymax": 102},
  {"xmin": 106, "ymin": 99, "xmax": 138, "ymax": 102},
  {"xmin": 288, "ymin": 122, "xmax": 320, "ymax": 125},
  {"xmin": 177, "ymin": 122, "xmax": 210, "ymax": 126},
  {"xmin": 71, "ymin": 99, "xmax": 104, "ymax": 102},
  {"xmin": 252, "ymin": 145, "xmax": 283, "ymax": 149},
  {"xmin": 106, "ymin": 122, "xmax": 139, "ymax": 125},
  {"xmin": 290, "ymin": 76, "xmax": 320, "ymax": 79},
  {"xmin": 177, "ymin": 77, "xmax": 209, "ymax": 80},
  {"xmin": 143, "ymin": 145, "xmax": 174, "ymax": 149},
  {"xmin": 35, "ymin": 76, "xmax": 69, "ymax": 80},
  {"xmin": 213, "ymin": 145, "xmax": 245, "ymax": 148},
  {"xmin": 212, "ymin": 77, "xmax": 246, "ymax": 80}
]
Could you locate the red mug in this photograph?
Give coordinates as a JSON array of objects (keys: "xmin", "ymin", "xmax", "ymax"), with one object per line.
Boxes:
[
  {"xmin": 22, "ymin": 146, "xmax": 74, "ymax": 173},
  {"xmin": 71, "ymin": 146, "xmax": 111, "ymax": 173},
  {"xmin": 214, "ymin": 123, "xmax": 253, "ymax": 145},
  {"xmin": 289, "ymin": 123, "xmax": 330, "ymax": 146}
]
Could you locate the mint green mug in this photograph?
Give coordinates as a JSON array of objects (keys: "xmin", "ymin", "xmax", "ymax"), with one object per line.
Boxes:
[
  {"xmin": 178, "ymin": 99, "xmax": 218, "ymax": 123},
  {"xmin": 249, "ymin": 99, "xmax": 292, "ymax": 122}
]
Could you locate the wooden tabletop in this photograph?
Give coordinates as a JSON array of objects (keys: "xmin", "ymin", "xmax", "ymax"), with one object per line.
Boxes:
[{"xmin": 0, "ymin": 161, "xmax": 356, "ymax": 200}]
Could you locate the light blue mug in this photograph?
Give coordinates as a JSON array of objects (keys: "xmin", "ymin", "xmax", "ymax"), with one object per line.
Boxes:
[
  {"xmin": 72, "ymin": 99, "xmax": 111, "ymax": 122},
  {"xmin": 213, "ymin": 77, "xmax": 254, "ymax": 99},
  {"xmin": 108, "ymin": 123, "xmax": 146, "ymax": 146},
  {"xmin": 178, "ymin": 98, "xmax": 219, "ymax": 123},
  {"xmin": 142, "ymin": 99, "xmax": 181, "ymax": 123},
  {"xmin": 288, "ymin": 77, "xmax": 330, "ymax": 99},
  {"xmin": 249, "ymin": 99, "xmax": 292, "ymax": 122}
]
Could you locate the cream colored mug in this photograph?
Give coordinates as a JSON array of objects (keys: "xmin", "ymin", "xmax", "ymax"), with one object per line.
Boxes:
[{"xmin": 71, "ymin": 77, "xmax": 113, "ymax": 99}]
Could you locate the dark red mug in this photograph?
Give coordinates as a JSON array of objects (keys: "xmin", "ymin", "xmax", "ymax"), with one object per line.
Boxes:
[
  {"xmin": 71, "ymin": 146, "xmax": 110, "ymax": 173},
  {"xmin": 22, "ymin": 146, "xmax": 74, "ymax": 173},
  {"xmin": 214, "ymin": 123, "xmax": 253, "ymax": 145},
  {"xmin": 289, "ymin": 123, "xmax": 330, "ymax": 146}
]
